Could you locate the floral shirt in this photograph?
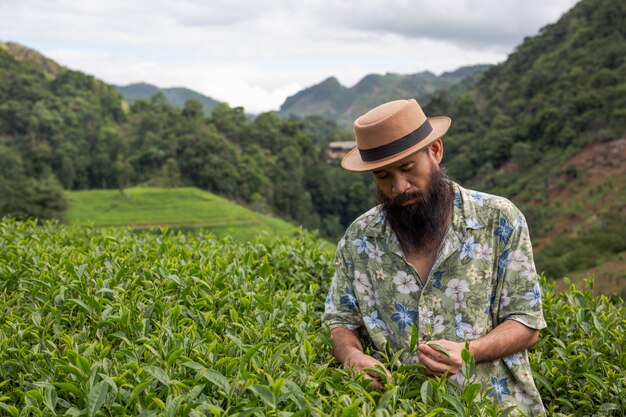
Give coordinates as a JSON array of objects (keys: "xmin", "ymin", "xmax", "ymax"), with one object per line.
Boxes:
[{"xmin": 323, "ymin": 182, "xmax": 546, "ymax": 415}]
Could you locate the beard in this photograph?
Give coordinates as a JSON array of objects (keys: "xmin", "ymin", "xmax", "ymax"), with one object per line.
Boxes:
[{"xmin": 377, "ymin": 168, "xmax": 453, "ymax": 254}]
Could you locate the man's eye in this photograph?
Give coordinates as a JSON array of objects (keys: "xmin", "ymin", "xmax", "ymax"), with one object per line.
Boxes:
[{"xmin": 400, "ymin": 164, "xmax": 413, "ymax": 171}]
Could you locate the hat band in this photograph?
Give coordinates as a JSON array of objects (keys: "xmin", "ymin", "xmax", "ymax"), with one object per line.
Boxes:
[{"xmin": 358, "ymin": 120, "xmax": 433, "ymax": 162}]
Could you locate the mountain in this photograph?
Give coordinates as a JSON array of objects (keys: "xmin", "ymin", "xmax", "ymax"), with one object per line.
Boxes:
[
  {"xmin": 114, "ymin": 82, "xmax": 221, "ymax": 114},
  {"xmin": 278, "ymin": 65, "xmax": 490, "ymax": 128},
  {"xmin": 0, "ymin": 41, "xmax": 65, "ymax": 76}
]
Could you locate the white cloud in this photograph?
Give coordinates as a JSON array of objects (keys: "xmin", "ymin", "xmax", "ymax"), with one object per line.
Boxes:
[{"xmin": 0, "ymin": 0, "xmax": 579, "ymax": 113}]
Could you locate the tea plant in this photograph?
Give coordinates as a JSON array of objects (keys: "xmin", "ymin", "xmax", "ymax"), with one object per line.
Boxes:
[{"xmin": 0, "ymin": 219, "xmax": 624, "ymax": 416}]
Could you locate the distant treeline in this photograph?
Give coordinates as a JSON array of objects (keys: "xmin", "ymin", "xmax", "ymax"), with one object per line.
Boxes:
[{"xmin": 0, "ymin": 47, "xmax": 374, "ymax": 237}]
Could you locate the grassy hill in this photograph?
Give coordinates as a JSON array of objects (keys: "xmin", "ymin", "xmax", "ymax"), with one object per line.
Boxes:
[{"xmin": 65, "ymin": 187, "xmax": 300, "ymax": 241}]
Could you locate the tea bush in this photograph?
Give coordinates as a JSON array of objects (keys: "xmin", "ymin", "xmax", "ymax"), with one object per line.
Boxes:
[{"xmin": 0, "ymin": 219, "xmax": 624, "ymax": 416}]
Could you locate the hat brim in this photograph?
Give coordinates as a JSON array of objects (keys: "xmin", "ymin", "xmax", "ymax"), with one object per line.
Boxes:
[{"xmin": 341, "ymin": 116, "xmax": 451, "ymax": 172}]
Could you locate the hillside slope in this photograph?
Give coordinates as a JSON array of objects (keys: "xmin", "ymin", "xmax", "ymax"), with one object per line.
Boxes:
[
  {"xmin": 65, "ymin": 187, "xmax": 299, "ymax": 240},
  {"xmin": 425, "ymin": 0, "xmax": 626, "ymax": 291}
]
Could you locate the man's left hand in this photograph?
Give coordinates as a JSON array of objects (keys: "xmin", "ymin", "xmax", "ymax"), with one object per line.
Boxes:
[{"xmin": 416, "ymin": 340, "xmax": 465, "ymax": 376}]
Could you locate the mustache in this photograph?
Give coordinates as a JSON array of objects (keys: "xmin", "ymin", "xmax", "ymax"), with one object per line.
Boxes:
[{"xmin": 381, "ymin": 190, "xmax": 425, "ymax": 207}]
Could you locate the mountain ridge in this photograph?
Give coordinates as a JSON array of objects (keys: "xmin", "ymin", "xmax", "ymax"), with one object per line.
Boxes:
[
  {"xmin": 114, "ymin": 82, "xmax": 221, "ymax": 114},
  {"xmin": 279, "ymin": 65, "xmax": 490, "ymax": 128}
]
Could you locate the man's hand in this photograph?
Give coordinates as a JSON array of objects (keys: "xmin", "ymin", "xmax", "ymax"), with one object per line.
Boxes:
[
  {"xmin": 330, "ymin": 327, "xmax": 392, "ymax": 390},
  {"xmin": 344, "ymin": 351, "xmax": 393, "ymax": 390},
  {"xmin": 416, "ymin": 339, "xmax": 465, "ymax": 376}
]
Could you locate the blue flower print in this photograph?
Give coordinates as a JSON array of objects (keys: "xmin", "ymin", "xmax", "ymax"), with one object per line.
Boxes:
[
  {"xmin": 469, "ymin": 191, "xmax": 491, "ymax": 206},
  {"xmin": 494, "ymin": 217, "xmax": 513, "ymax": 244},
  {"xmin": 432, "ymin": 270, "xmax": 444, "ymax": 289},
  {"xmin": 453, "ymin": 192, "xmax": 462, "ymax": 208},
  {"xmin": 460, "ymin": 236, "xmax": 479, "ymax": 260},
  {"xmin": 352, "ymin": 236, "xmax": 374, "ymax": 255},
  {"xmin": 391, "ymin": 302, "xmax": 419, "ymax": 332},
  {"xmin": 497, "ymin": 249, "xmax": 509, "ymax": 281},
  {"xmin": 465, "ymin": 218, "xmax": 484, "ymax": 229},
  {"xmin": 489, "ymin": 376, "xmax": 511, "ymax": 403},
  {"xmin": 523, "ymin": 283, "xmax": 542, "ymax": 307},
  {"xmin": 455, "ymin": 313, "xmax": 472, "ymax": 338},
  {"xmin": 364, "ymin": 311, "xmax": 386, "ymax": 330},
  {"xmin": 503, "ymin": 352, "xmax": 523, "ymax": 368},
  {"xmin": 339, "ymin": 287, "xmax": 358, "ymax": 310}
]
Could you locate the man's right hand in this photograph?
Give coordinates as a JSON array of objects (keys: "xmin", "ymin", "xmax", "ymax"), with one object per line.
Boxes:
[
  {"xmin": 330, "ymin": 327, "xmax": 392, "ymax": 390},
  {"xmin": 344, "ymin": 351, "xmax": 393, "ymax": 390}
]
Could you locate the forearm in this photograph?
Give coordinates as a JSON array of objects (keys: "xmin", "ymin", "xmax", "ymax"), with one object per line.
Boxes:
[
  {"xmin": 330, "ymin": 327, "xmax": 364, "ymax": 365},
  {"xmin": 469, "ymin": 319, "xmax": 540, "ymax": 363}
]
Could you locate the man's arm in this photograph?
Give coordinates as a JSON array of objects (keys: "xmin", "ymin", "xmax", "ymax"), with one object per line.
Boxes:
[
  {"xmin": 330, "ymin": 327, "xmax": 392, "ymax": 389},
  {"xmin": 416, "ymin": 320, "xmax": 539, "ymax": 376}
]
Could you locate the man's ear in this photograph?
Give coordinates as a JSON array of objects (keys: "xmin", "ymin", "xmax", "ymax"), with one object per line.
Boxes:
[{"xmin": 428, "ymin": 138, "xmax": 444, "ymax": 165}]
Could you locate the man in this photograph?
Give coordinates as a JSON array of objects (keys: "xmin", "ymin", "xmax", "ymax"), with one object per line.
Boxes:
[{"xmin": 323, "ymin": 99, "xmax": 546, "ymax": 414}]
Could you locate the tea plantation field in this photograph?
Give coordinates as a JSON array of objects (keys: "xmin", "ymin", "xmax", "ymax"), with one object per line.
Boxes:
[{"xmin": 1, "ymin": 220, "xmax": 625, "ymax": 416}]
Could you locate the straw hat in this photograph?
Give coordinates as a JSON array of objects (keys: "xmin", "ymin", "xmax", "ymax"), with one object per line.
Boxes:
[{"xmin": 341, "ymin": 99, "xmax": 451, "ymax": 172}]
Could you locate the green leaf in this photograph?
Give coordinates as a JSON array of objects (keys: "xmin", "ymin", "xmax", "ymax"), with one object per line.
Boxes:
[
  {"xmin": 496, "ymin": 405, "xmax": 519, "ymax": 417},
  {"xmin": 0, "ymin": 403, "xmax": 19, "ymax": 417},
  {"xmin": 426, "ymin": 343, "xmax": 451, "ymax": 358},
  {"xmin": 145, "ymin": 365, "xmax": 171, "ymax": 386},
  {"xmin": 87, "ymin": 381, "xmax": 109, "ymax": 417},
  {"xmin": 199, "ymin": 369, "xmax": 231, "ymax": 392},
  {"xmin": 52, "ymin": 382, "xmax": 83, "ymax": 397},
  {"xmin": 43, "ymin": 385, "xmax": 58, "ymax": 412},
  {"xmin": 25, "ymin": 389, "xmax": 44, "ymax": 404},
  {"xmin": 409, "ymin": 324, "xmax": 419, "ymax": 354},
  {"xmin": 462, "ymin": 383, "xmax": 481, "ymax": 403},
  {"xmin": 441, "ymin": 392, "xmax": 466, "ymax": 417},
  {"xmin": 128, "ymin": 380, "xmax": 151, "ymax": 403},
  {"xmin": 420, "ymin": 380, "xmax": 433, "ymax": 404},
  {"xmin": 249, "ymin": 384, "xmax": 277, "ymax": 409}
]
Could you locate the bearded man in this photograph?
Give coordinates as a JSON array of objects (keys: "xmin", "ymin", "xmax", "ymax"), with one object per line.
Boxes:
[{"xmin": 323, "ymin": 99, "xmax": 546, "ymax": 415}]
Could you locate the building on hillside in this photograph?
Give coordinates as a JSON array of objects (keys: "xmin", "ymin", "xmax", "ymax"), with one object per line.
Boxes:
[{"xmin": 328, "ymin": 141, "xmax": 356, "ymax": 160}]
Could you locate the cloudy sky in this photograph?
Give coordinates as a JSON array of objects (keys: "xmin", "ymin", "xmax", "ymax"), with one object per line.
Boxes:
[{"xmin": 1, "ymin": 0, "xmax": 578, "ymax": 113}]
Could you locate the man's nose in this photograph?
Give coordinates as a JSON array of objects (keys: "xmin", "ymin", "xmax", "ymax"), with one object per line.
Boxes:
[{"xmin": 390, "ymin": 174, "xmax": 411, "ymax": 196}]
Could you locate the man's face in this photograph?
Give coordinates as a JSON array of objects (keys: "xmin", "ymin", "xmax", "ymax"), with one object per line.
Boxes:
[
  {"xmin": 374, "ymin": 147, "xmax": 452, "ymax": 253},
  {"xmin": 372, "ymin": 148, "xmax": 437, "ymax": 203}
]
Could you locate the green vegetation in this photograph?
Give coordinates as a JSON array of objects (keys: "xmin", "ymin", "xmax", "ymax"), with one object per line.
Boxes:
[
  {"xmin": 114, "ymin": 84, "xmax": 221, "ymax": 115},
  {"xmin": 65, "ymin": 187, "xmax": 299, "ymax": 241},
  {"xmin": 279, "ymin": 65, "xmax": 489, "ymax": 129},
  {"xmin": 1, "ymin": 219, "xmax": 624, "ymax": 415},
  {"xmin": 0, "ymin": 42, "xmax": 375, "ymax": 238},
  {"xmin": 1, "ymin": 0, "xmax": 625, "ymax": 287}
]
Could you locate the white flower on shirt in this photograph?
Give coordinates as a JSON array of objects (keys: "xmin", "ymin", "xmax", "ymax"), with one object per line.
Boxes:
[
  {"xmin": 475, "ymin": 244, "xmax": 493, "ymax": 260},
  {"xmin": 445, "ymin": 279, "xmax": 470, "ymax": 297},
  {"xmin": 466, "ymin": 324, "xmax": 484, "ymax": 340},
  {"xmin": 432, "ymin": 315, "xmax": 445, "ymax": 334},
  {"xmin": 451, "ymin": 292, "xmax": 467, "ymax": 309},
  {"xmin": 507, "ymin": 249, "xmax": 529, "ymax": 271},
  {"xmin": 363, "ymin": 290, "xmax": 380, "ymax": 307},
  {"xmin": 500, "ymin": 288, "xmax": 511, "ymax": 307},
  {"xmin": 353, "ymin": 270, "xmax": 372, "ymax": 293},
  {"xmin": 368, "ymin": 247, "xmax": 384, "ymax": 262},
  {"xmin": 419, "ymin": 306, "xmax": 433, "ymax": 324},
  {"xmin": 514, "ymin": 383, "xmax": 535, "ymax": 405},
  {"xmin": 393, "ymin": 271, "xmax": 419, "ymax": 294},
  {"xmin": 521, "ymin": 263, "xmax": 537, "ymax": 280}
]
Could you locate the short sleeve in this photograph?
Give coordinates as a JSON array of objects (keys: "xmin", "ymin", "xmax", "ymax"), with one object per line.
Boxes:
[
  {"xmin": 322, "ymin": 237, "xmax": 364, "ymax": 331},
  {"xmin": 495, "ymin": 213, "xmax": 547, "ymax": 331}
]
